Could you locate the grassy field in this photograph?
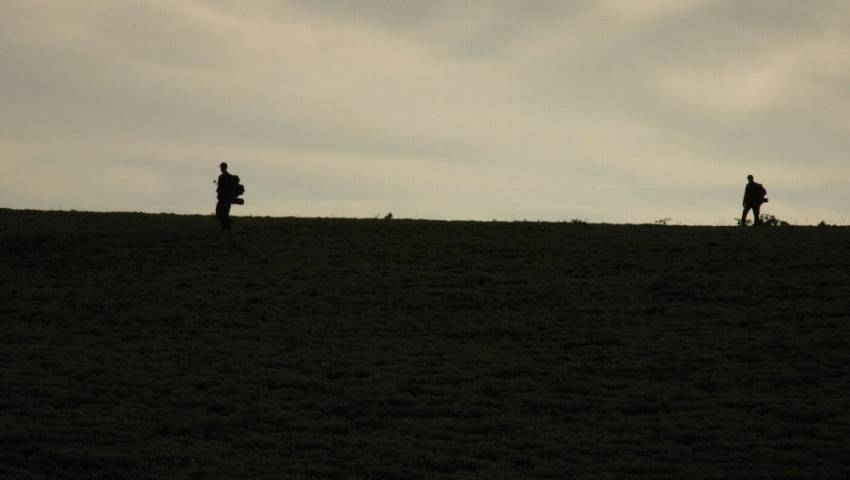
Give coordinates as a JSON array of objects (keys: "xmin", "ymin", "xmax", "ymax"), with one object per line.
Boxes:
[{"xmin": 1, "ymin": 208, "xmax": 849, "ymax": 479}]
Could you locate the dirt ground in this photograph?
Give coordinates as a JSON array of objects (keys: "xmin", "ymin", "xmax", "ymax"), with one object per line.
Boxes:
[{"xmin": 1, "ymin": 209, "xmax": 849, "ymax": 479}]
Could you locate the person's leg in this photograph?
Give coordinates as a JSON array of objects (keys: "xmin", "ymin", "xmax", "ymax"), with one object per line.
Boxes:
[
  {"xmin": 216, "ymin": 201, "xmax": 226, "ymax": 228},
  {"xmin": 222, "ymin": 201, "xmax": 232, "ymax": 229},
  {"xmin": 741, "ymin": 206, "xmax": 751, "ymax": 226},
  {"xmin": 216, "ymin": 200, "xmax": 232, "ymax": 229},
  {"xmin": 752, "ymin": 205, "xmax": 761, "ymax": 225}
]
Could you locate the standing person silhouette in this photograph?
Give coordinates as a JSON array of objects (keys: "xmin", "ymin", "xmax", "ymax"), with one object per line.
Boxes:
[
  {"xmin": 741, "ymin": 174, "xmax": 768, "ymax": 226},
  {"xmin": 216, "ymin": 162, "xmax": 236, "ymax": 230}
]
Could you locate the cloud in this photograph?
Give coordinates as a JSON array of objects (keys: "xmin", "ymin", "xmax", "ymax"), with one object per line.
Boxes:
[
  {"xmin": 3, "ymin": 1, "xmax": 850, "ymax": 224},
  {"xmin": 655, "ymin": 29, "xmax": 850, "ymax": 115}
]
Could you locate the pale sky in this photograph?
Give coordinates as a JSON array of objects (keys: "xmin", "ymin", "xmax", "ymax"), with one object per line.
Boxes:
[{"xmin": 3, "ymin": 1, "xmax": 850, "ymax": 224}]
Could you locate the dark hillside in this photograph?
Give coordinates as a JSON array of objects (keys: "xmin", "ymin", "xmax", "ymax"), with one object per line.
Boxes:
[{"xmin": 1, "ymin": 209, "xmax": 849, "ymax": 479}]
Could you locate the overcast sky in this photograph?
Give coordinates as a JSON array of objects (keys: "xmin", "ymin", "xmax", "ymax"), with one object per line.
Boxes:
[{"xmin": 3, "ymin": 1, "xmax": 850, "ymax": 224}]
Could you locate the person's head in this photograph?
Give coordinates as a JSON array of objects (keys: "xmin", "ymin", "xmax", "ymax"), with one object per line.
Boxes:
[
  {"xmin": 220, "ymin": 162, "xmax": 228, "ymax": 173},
  {"xmin": 747, "ymin": 174, "xmax": 754, "ymax": 183}
]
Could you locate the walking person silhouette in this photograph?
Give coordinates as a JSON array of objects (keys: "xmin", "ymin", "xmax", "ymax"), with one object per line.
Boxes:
[
  {"xmin": 741, "ymin": 174, "xmax": 768, "ymax": 226},
  {"xmin": 215, "ymin": 162, "xmax": 239, "ymax": 230}
]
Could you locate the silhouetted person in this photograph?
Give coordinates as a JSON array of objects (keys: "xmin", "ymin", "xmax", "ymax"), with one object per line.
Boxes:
[
  {"xmin": 216, "ymin": 162, "xmax": 237, "ymax": 229},
  {"xmin": 741, "ymin": 174, "xmax": 768, "ymax": 226}
]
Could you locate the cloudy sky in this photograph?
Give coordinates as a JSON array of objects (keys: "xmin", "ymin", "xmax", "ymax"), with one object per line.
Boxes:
[{"xmin": 3, "ymin": 1, "xmax": 850, "ymax": 224}]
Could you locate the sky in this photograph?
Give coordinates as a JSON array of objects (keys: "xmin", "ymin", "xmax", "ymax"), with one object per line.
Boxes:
[{"xmin": 3, "ymin": 1, "xmax": 850, "ymax": 224}]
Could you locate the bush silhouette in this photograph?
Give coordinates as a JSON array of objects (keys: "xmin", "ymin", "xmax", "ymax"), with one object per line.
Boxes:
[
  {"xmin": 759, "ymin": 214, "xmax": 790, "ymax": 227},
  {"xmin": 736, "ymin": 214, "xmax": 789, "ymax": 227}
]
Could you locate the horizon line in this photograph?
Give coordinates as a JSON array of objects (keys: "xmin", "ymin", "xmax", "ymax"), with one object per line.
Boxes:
[{"xmin": 2, "ymin": 207, "xmax": 844, "ymax": 227}]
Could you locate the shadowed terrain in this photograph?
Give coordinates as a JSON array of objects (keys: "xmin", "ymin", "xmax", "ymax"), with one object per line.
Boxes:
[{"xmin": 1, "ymin": 209, "xmax": 849, "ymax": 479}]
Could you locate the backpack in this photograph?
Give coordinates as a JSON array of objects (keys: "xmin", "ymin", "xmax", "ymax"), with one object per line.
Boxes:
[{"xmin": 233, "ymin": 176, "xmax": 245, "ymax": 197}]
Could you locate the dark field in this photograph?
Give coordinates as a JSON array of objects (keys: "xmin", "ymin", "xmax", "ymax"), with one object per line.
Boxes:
[{"xmin": 2, "ymin": 209, "xmax": 849, "ymax": 479}]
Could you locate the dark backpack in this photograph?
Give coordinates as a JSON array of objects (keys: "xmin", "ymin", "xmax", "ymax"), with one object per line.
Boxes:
[{"xmin": 233, "ymin": 176, "xmax": 245, "ymax": 197}]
